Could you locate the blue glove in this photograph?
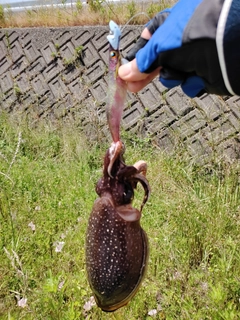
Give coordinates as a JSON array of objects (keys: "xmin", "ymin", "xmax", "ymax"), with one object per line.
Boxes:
[{"xmin": 126, "ymin": 0, "xmax": 239, "ymax": 97}]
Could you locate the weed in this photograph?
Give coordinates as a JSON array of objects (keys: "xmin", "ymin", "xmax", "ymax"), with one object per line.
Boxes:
[
  {"xmin": 13, "ymin": 84, "xmax": 22, "ymax": 99},
  {"xmin": 147, "ymin": 1, "xmax": 170, "ymax": 19},
  {"xmin": 54, "ymin": 43, "xmax": 60, "ymax": 51},
  {"xmin": 88, "ymin": 0, "xmax": 104, "ymax": 13},
  {"xmin": 51, "ymin": 51, "xmax": 58, "ymax": 59},
  {"xmin": 67, "ymin": 46, "xmax": 83, "ymax": 66},
  {"xmin": 63, "ymin": 57, "xmax": 74, "ymax": 66},
  {"xmin": 76, "ymin": 0, "xmax": 83, "ymax": 12},
  {"xmin": 127, "ymin": 0, "xmax": 137, "ymax": 20},
  {"xmin": 75, "ymin": 45, "xmax": 84, "ymax": 56},
  {"xmin": 5, "ymin": 31, "xmax": 10, "ymax": 51},
  {"xmin": 0, "ymin": 5, "xmax": 5, "ymax": 25}
]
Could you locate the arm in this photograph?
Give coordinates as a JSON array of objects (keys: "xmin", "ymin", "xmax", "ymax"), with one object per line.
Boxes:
[{"xmin": 119, "ymin": 0, "xmax": 240, "ymax": 97}]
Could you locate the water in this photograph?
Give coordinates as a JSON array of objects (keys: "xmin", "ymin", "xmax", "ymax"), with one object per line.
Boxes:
[{"xmin": 0, "ymin": 0, "xmax": 80, "ymax": 9}]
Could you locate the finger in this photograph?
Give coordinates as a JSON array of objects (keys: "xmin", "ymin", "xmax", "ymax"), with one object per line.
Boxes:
[
  {"xmin": 126, "ymin": 68, "xmax": 161, "ymax": 93},
  {"xmin": 119, "ymin": 59, "xmax": 148, "ymax": 82}
]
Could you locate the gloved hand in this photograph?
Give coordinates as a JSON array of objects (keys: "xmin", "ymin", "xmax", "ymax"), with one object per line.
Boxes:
[{"xmin": 119, "ymin": 0, "xmax": 230, "ymax": 98}]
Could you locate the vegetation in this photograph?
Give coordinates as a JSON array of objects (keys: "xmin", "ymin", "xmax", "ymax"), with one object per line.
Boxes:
[
  {"xmin": 0, "ymin": 0, "xmax": 170, "ymax": 28},
  {"xmin": 0, "ymin": 113, "xmax": 239, "ymax": 319}
]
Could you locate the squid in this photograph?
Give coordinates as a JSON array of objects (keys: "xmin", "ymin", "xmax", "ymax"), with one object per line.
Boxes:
[{"xmin": 85, "ymin": 21, "xmax": 150, "ymax": 312}]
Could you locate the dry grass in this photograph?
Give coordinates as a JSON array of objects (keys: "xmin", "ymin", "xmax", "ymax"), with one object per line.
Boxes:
[{"xmin": 0, "ymin": 1, "xmax": 170, "ymax": 28}]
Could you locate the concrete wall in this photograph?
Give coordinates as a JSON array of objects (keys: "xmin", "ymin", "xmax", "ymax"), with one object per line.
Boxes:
[{"xmin": 0, "ymin": 26, "xmax": 240, "ymax": 163}]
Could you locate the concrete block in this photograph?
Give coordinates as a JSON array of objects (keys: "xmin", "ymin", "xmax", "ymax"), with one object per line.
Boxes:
[
  {"xmin": 122, "ymin": 101, "xmax": 144, "ymax": 130},
  {"xmin": 145, "ymin": 105, "xmax": 176, "ymax": 133},
  {"xmin": 91, "ymin": 30, "xmax": 108, "ymax": 51},
  {"xmin": 3, "ymin": 31, "xmax": 18, "ymax": 46},
  {"xmin": 81, "ymin": 41, "xmax": 101, "ymax": 68},
  {"xmin": 68, "ymin": 77, "xmax": 88, "ymax": 102},
  {"xmin": 186, "ymin": 132, "xmax": 212, "ymax": 161},
  {"xmin": 194, "ymin": 94, "xmax": 227, "ymax": 121},
  {"xmin": 61, "ymin": 64, "xmax": 82, "ymax": 84},
  {"xmin": 55, "ymin": 31, "xmax": 72, "ymax": 48},
  {"xmin": 31, "ymin": 74, "xmax": 48, "ymax": 96},
  {"xmin": 152, "ymin": 77, "xmax": 168, "ymax": 94},
  {"xmin": 225, "ymin": 96, "xmax": 240, "ymax": 109},
  {"xmin": 228, "ymin": 113, "xmax": 240, "ymax": 131},
  {"xmin": 8, "ymin": 40, "xmax": 24, "ymax": 63},
  {"xmin": 0, "ymin": 31, "xmax": 5, "ymax": 41},
  {"xmin": 98, "ymin": 42, "xmax": 109, "ymax": 65},
  {"xmin": 154, "ymin": 127, "xmax": 176, "ymax": 153},
  {"xmin": 217, "ymin": 136, "xmax": 240, "ymax": 161},
  {"xmin": 202, "ymin": 116, "xmax": 238, "ymax": 145},
  {"xmin": 19, "ymin": 92, "xmax": 36, "ymax": 111},
  {"xmin": 138, "ymin": 83, "xmax": 162, "ymax": 113},
  {"xmin": 24, "ymin": 43, "xmax": 40, "ymax": 63},
  {"xmin": 42, "ymin": 59, "xmax": 64, "ymax": 82},
  {"xmin": 120, "ymin": 27, "xmax": 142, "ymax": 57},
  {"xmin": 121, "ymin": 29, "xmax": 139, "ymax": 52},
  {"xmin": 0, "ymin": 41, "xmax": 7, "ymax": 61},
  {"xmin": 51, "ymin": 95, "xmax": 74, "ymax": 119},
  {"xmin": 60, "ymin": 41, "xmax": 75, "ymax": 61},
  {"xmin": 26, "ymin": 57, "xmax": 47, "ymax": 79},
  {"xmin": 0, "ymin": 72, "xmax": 13, "ymax": 93},
  {"xmin": 225, "ymin": 96, "xmax": 240, "ymax": 120},
  {"xmin": 41, "ymin": 42, "xmax": 57, "ymax": 64},
  {"xmin": 0, "ymin": 56, "xmax": 11, "ymax": 75},
  {"xmin": 89, "ymin": 79, "xmax": 107, "ymax": 104},
  {"xmin": 83, "ymin": 59, "xmax": 106, "ymax": 84},
  {"xmin": 48, "ymin": 77, "xmax": 68, "ymax": 99},
  {"xmin": 37, "ymin": 90, "xmax": 56, "ymax": 114},
  {"xmin": 170, "ymin": 109, "xmax": 207, "ymax": 140},
  {"xmin": 166, "ymin": 87, "xmax": 193, "ymax": 117},
  {"xmin": 15, "ymin": 73, "xmax": 31, "ymax": 94},
  {"xmin": 19, "ymin": 32, "xmax": 32, "ymax": 47},
  {"xmin": 11, "ymin": 56, "xmax": 29, "ymax": 78},
  {"xmin": 0, "ymin": 93, "xmax": 17, "ymax": 112},
  {"xmin": 73, "ymin": 30, "xmax": 92, "ymax": 47}
]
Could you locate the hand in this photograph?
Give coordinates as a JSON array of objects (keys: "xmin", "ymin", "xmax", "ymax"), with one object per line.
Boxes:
[
  {"xmin": 118, "ymin": 59, "xmax": 161, "ymax": 93},
  {"xmin": 119, "ymin": 27, "xmax": 161, "ymax": 92},
  {"xmin": 119, "ymin": 0, "xmax": 230, "ymax": 97}
]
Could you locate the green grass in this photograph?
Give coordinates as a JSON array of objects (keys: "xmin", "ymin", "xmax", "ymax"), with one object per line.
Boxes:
[{"xmin": 0, "ymin": 113, "xmax": 240, "ymax": 319}]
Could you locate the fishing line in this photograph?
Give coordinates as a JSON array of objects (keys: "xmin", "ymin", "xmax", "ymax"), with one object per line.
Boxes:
[{"xmin": 120, "ymin": 12, "xmax": 151, "ymax": 33}]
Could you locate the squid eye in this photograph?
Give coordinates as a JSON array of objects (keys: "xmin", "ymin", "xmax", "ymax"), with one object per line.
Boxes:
[{"xmin": 110, "ymin": 51, "xmax": 116, "ymax": 58}]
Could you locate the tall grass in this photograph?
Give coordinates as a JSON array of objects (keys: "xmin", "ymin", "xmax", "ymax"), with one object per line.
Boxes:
[
  {"xmin": 0, "ymin": 0, "xmax": 170, "ymax": 28},
  {"xmin": 0, "ymin": 112, "xmax": 239, "ymax": 319}
]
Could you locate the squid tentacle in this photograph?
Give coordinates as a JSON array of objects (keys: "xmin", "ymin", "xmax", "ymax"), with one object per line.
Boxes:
[{"xmin": 131, "ymin": 173, "xmax": 150, "ymax": 212}]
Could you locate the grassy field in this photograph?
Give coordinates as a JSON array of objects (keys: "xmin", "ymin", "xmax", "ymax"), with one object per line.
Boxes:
[
  {"xmin": 0, "ymin": 0, "xmax": 169, "ymax": 28},
  {"xmin": 0, "ymin": 113, "xmax": 239, "ymax": 319}
]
